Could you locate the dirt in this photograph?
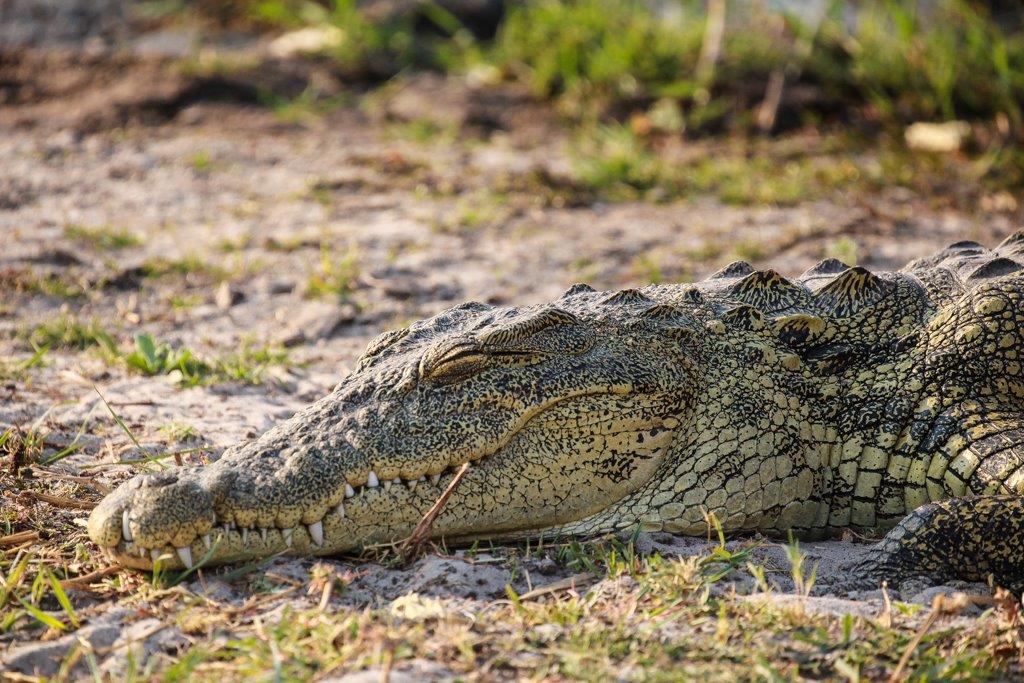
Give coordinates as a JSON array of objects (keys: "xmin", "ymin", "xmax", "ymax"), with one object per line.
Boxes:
[{"xmin": 0, "ymin": 45, "xmax": 1020, "ymax": 678}]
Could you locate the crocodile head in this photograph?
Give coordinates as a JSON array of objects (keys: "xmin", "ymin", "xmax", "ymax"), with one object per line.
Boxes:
[{"xmin": 88, "ymin": 283, "xmax": 814, "ymax": 570}]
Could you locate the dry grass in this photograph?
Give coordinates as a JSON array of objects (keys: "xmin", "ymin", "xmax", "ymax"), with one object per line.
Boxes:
[{"xmin": 3, "ymin": 436, "xmax": 1024, "ymax": 680}]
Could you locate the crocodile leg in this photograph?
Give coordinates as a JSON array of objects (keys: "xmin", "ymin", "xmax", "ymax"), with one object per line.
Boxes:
[{"xmin": 849, "ymin": 495, "xmax": 1024, "ymax": 593}]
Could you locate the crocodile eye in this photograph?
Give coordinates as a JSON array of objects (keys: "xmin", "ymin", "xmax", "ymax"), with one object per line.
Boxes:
[
  {"xmin": 430, "ymin": 353, "xmax": 488, "ymax": 383},
  {"xmin": 419, "ymin": 343, "xmax": 489, "ymax": 384},
  {"xmin": 420, "ymin": 344, "xmax": 545, "ymax": 385}
]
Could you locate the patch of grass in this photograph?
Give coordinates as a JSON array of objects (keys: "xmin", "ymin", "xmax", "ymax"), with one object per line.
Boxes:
[
  {"xmin": 187, "ymin": 150, "xmax": 215, "ymax": 173},
  {"xmin": 0, "ymin": 269, "xmax": 87, "ymax": 300},
  {"xmin": 139, "ymin": 256, "xmax": 228, "ymax": 281},
  {"xmin": 685, "ymin": 241, "xmax": 724, "ymax": 264},
  {"xmin": 0, "ymin": 346, "xmax": 49, "ymax": 383},
  {"xmin": 124, "ymin": 333, "xmax": 209, "ymax": 384},
  {"xmin": 0, "ymin": 557, "xmax": 84, "ymax": 635},
  {"xmin": 252, "ymin": 0, "xmax": 470, "ymax": 76},
  {"xmin": 571, "ymin": 124, "xmax": 668, "ymax": 199},
  {"xmin": 431, "ymin": 190, "xmax": 511, "ymax": 234},
  {"xmin": 215, "ymin": 235, "xmax": 253, "ymax": 253},
  {"xmin": 235, "ymin": 0, "xmax": 1024, "ymax": 212},
  {"xmin": 157, "ymin": 421, "xmax": 199, "ymax": 443},
  {"xmin": 823, "ymin": 236, "xmax": 859, "ymax": 266},
  {"xmin": 27, "ymin": 316, "xmax": 117, "ymax": 353},
  {"xmin": 63, "ymin": 224, "xmax": 140, "ymax": 251},
  {"xmin": 494, "ymin": 0, "xmax": 708, "ymax": 112},
  {"xmin": 631, "ymin": 254, "xmax": 663, "ymax": 285},
  {"xmin": 784, "ymin": 534, "xmax": 818, "ymax": 599},
  {"xmin": 494, "ymin": 0, "xmax": 1024, "ymax": 129},
  {"xmin": 97, "ymin": 536, "xmax": 1024, "ymax": 680},
  {"xmin": 213, "ymin": 340, "xmax": 292, "ymax": 385},
  {"xmin": 169, "ymin": 294, "xmax": 203, "ymax": 312},
  {"xmin": 571, "ymin": 124, "xmax": 863, "ymax": 204},
  {"xmin": 732, "ymin": 240, "xmax": 766, "ymax": 263},
  {"xmin": 821, "ymin": 1, "xmax": 1024, "ymax": 125},
  {"xmin": 387, "ymin": 118, "xmax": 460, "ymax": 145},
  {"xmin": 119, "ymin": 333, "xmax": 292, "ymax": 387},
  {"xmin": 259, "ymin": 87, "xmax": 351, "ymax": 126},
  {"xmin": 0, "ymin": 422, "xmax": 48, "ymax": 472},
  {"xmin": 305, "ymin": 243, "xmax": 360, "ymax": 303}
]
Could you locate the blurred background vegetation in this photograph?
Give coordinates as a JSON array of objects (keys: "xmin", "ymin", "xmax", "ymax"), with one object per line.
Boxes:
[
  {"xmin": 144, "ymin": 0, "xmax": 1024, "ymax": 127},
  {"xmin": 128, "ymin": 0, "xmax": 1024, "ymax": 202}
]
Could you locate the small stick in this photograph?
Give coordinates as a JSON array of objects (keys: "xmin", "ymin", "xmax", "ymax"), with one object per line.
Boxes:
[
  {"xmin": 398, "ymin": 462, "xmax": 470, "ymax": 562},
  {"xmin": 695, "ymin": 0, "xmax": 726, "ymax": 103},
  {"xmin": 0, "ymin": 530, "xmax": 39, "ymax": 547},
  {"xmin": 319, "ymin": 578, "xmax": 334, "ymax": 611},
  {"xmin": 27, "ymin": 490, "xmax": 96, "ymax": 510},
  {"xmin": 59, "ymin": 565, "xmax": 121, "ymax": 591},
  {"xmin": 519, "ymin": 573, "xmax": 594, "ymax": 601},
  {"xmin": 888, "ymin": 594, "xmax": 943, "ymax": 683}
]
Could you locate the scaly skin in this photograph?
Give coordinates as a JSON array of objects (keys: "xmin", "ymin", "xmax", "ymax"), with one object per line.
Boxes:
[{"xmin": 89, "ymin": 233, "xmax": 1024, "ymax": 591}]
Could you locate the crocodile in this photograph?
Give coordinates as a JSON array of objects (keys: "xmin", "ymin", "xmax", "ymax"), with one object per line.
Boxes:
[{"xmin": 89, "ymin": 233, "xmax": 1024, "ymax": 592}]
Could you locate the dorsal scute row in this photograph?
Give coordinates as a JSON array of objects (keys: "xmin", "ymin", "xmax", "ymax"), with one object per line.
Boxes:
[
  {"xmin": 603, "ymin": 253, "xmax": 939, "ymax": 373},
  {"xmin": 903, "ymin": 229, "xmax": 1024, "ymax": 299},
  {"xmin": 691, "ymin": 257, "xmax": 903, "ymax": 322},
  {"xmin": 390, "ymin": 234, "xmax": 1023, "ymax": 377}
]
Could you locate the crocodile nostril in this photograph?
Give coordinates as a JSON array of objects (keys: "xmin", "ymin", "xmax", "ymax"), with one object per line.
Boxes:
[{"xmin": 141, "ymin": 472, "xmax": 179, "ymax": 488}]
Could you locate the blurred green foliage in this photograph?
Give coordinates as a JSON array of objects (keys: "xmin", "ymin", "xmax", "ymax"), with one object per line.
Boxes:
[
  {"xmin": 226, "ymin": 0, "xmax": 1024, "ymax": 131},
  {"xmin": 160, "ymin": 0, "xmax": 1024, "ymax": 202},
  {"xmin": 495, "ymin": 0, "xmax": 1024, "ymax": 128},
  {"xmin": 249, "ymin": 0, "xmax": 477, "ymax": 75}
]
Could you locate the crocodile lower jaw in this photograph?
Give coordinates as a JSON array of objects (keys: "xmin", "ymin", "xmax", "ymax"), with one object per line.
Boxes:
[{"xmin": 101, "ymin": 460, "xmax": 471, "ymax": 570}]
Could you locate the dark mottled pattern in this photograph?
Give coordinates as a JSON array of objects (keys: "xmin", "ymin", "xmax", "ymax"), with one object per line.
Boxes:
[{"xmin": 88, "ymin": 232, "xmax": 1024, "ymax": 594}]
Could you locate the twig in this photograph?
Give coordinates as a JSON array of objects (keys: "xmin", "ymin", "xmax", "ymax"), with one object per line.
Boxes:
[
  {"xmin": 398, "ymin": 462, "xmax": 470, "ymax": 562},
  {"xmin": 888, "ymin": 594, "xmax": 944, "ymax": 682},
  {"xmin": 59, "ymin": 565, "xmax": 122, "ymax": 591},
  {"xmin": 27, "ymin": 490, "xmax": 96, "ymax": 510},
  {"xmin": 755, "ymin": 5, "xmax": 827, "ymax": 133},
  {"xmin": 694, "ymin": 0, "xmax": 726, "ymax": 105},
  {"xmin": 31, "ymin": 468, "xmax": 112, "ymax": 495},
  {"xmin": 0, "ymin": 530, "xmax": 39, "ymax": 547},
  {"xmin": 519, "ymin": 573, "xmax": 594, "ymax": 601},
  {"xmin": 755, "ymin": 68, "xmax": 786, "ymax": 132}
]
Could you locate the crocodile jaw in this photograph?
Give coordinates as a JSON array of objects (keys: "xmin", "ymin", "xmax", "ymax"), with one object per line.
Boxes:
[{"xmin": 88, "ymin": 393, "xmax": 681, "ymax": 570}]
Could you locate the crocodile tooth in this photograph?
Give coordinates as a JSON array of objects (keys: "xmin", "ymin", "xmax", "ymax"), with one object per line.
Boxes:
[
  {"xmin": 121, "ymin": 511, "xmax": 133, "ymax": 542},
  {"xmin": 260, "ymin": 527, "xmax": 268, "ymax": 543},
  {"xmin": 367, "ymin": 471, "xmax": 380, "ymax": 488},
  {"xmin": 418, "ymin": 476, "xmax": 425, "ymax": 482},
  {"xmin": 202, "ymin": 534, "xmax": 212, "ymax": 550},
  {"xmin": 242, "ymin": 527, "xmax": 249, "ymax": 544},
  {"xmin": 430, "ymin": 474, "xmax": 441, "ymax": 485},
  {"xmin": 345, "ymin": 483, "xmax": 355, "ymax": 498},
  {"xmin": 308, "ymin": 521, "xmax": 324, "ymax": 546},
  {"xmin": 407, "ymin": 479, "xmax": 417, "ymax": 491},
  {"xmin": 282, "ymin": 528, "xmax": 294, "ymax": 547},
  {"xmin": 384, "ymin": 480, "xmax": 392, "ymax": 491},
  {"xmin": 176, "ymin": 546, "xmax": 193, "ymax": 569},
  {"xmin": 222, "ymin": 524, "xmax": 231, "ymax": 536},
  {"xmin": 150, "ymin": 548, "xmax": 162, "ymax": 563},
  {"xmin": 138, "ymin": 546, "xmax": 146, "ymax": 557},
  {"xmin": 336, "ymin": 503, "xmax": 345, "ymax": 519}
]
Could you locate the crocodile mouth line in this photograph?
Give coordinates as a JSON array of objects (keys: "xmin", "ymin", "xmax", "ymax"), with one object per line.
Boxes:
[
  {"xmin": 107, "ymin": 458, "xmax": 475, "ymax": 569},
  {"xmin": 104, "ymin": 388, "xmax": 638, "ymax": 569}
]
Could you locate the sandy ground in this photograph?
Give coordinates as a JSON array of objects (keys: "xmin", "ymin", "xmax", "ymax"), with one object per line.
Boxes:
[{"xmin": 0, "ymin": 50, "xmax": 1021, "ymax": 678}]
